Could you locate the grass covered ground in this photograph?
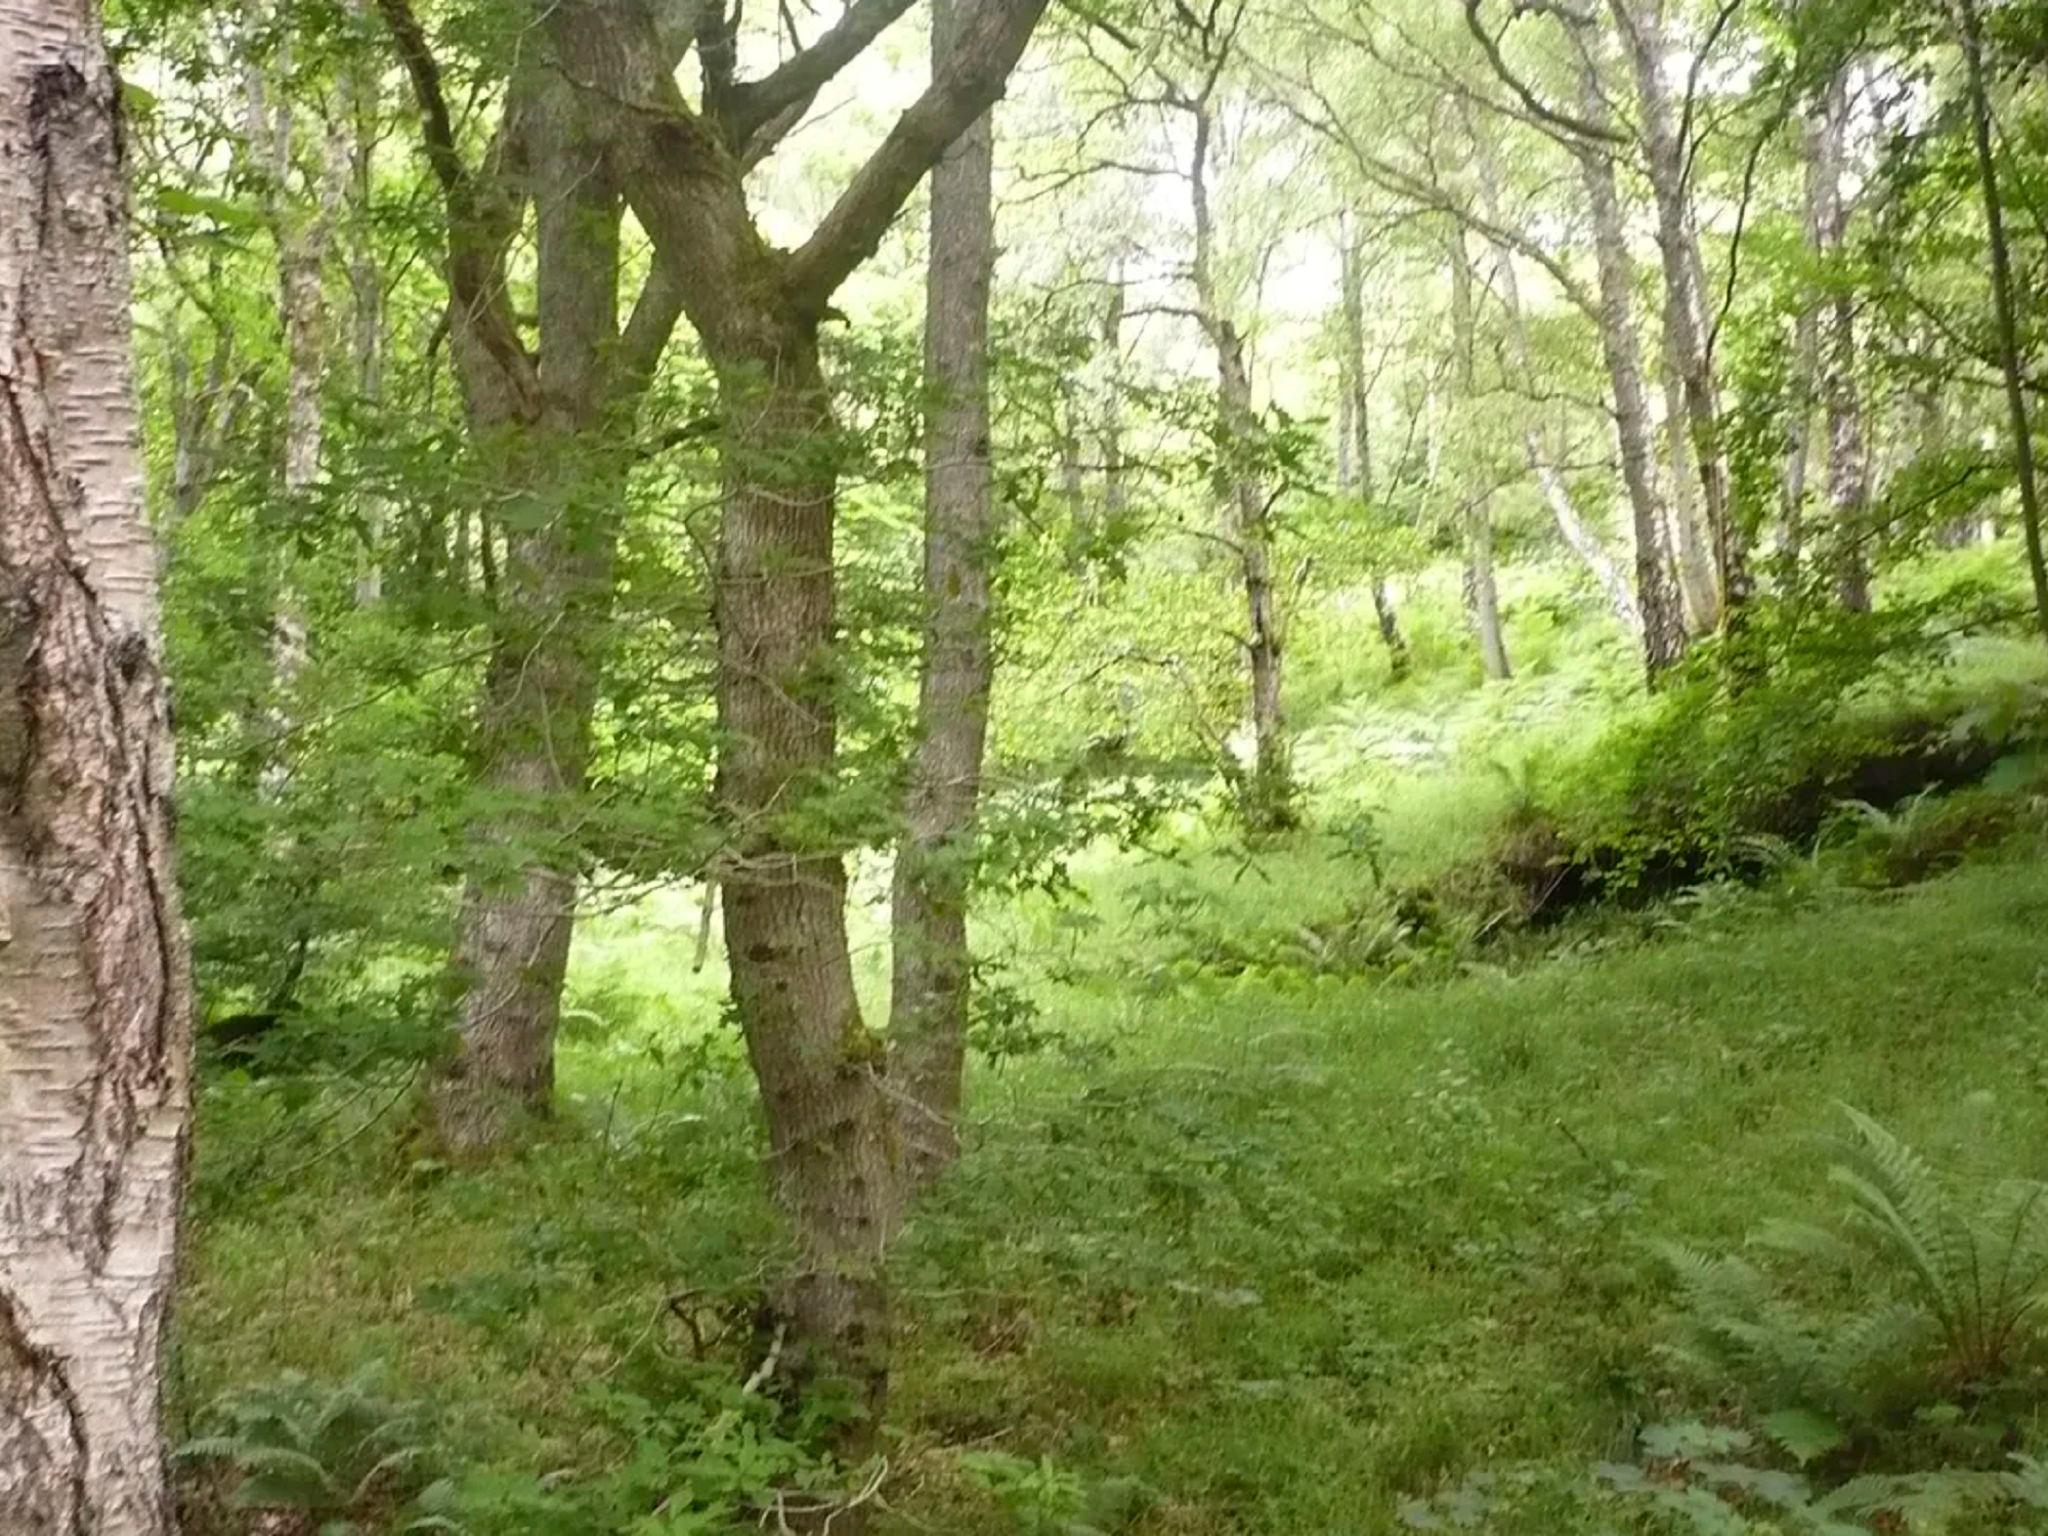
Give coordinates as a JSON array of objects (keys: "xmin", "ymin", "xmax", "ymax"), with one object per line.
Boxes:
[{"xmin": 173, "ymin": 556, "xmax": 2048, "ymax": 1536}]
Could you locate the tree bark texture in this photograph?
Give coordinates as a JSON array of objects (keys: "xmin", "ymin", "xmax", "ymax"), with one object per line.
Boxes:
[
  {"xmin": 891, "ymin": 0, "xmax": 998, "ymax": 1185},
  {"xmin": 0, "ymin": 10, "xmax": 194, "ymax": 1532},
  {"xmin": 1566, "ymin": 25, "xmax": 1687, "ymax": 674}
]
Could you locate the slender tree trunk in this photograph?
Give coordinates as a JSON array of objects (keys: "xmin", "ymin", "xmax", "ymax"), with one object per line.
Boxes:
[
  {"xmin": 1783, "ymin": 99, "xmax": 1828, "ymax": 570},
  {"xmin": 1449, "ymin": 228, "xmax": 1511, "ymax": 682},
  {"xmin": 1611, "ymin": 0, "xmax": 1749, "ymax": 622},
  {"xmin": 1465, "ymin": 104, "xmax": 1642, "ymax": 640},
  {"xmin": 1340, "ymin": 217, "xmax": 1411, "ymax": 680},
  {"xmin": 0, "ymin": 12, "xmax": 194, "ymax": 1532},
  {"xmin": 1100, "ymin": 267, "xmax": 1127, "ymax": 521},
  {"xmin": 1218, "ymin": 318, "xmax": 1293, "ymax": 824},
  {"xmin": 891, "ymin": 0, "xmax": 996, "ymax": 1185},
  {"xmin": 1805, "ymin": 65, "xmax": 1872, "ymax": 610},
  {"xmin": 349, "ymin": 0, "xmax": 387, "ymax": 607},
  {"xmin": 1957, "ymin": 0, "xmax": 2048, "ymax": 639},
  {"xmin": 1189, "ymin": 105, "xmax": 1293, "ymax": 827},
  {"xmin": 1663, "ymin": 362, "xmax": 1721, "ymax": 631},
  {"xmin": 1568, "ymin": 24, "xmax": 1686, "ymax": 673},
  {"xmin": 712, "ymin": 307, "xmax": 901, "ymax": 1430}
]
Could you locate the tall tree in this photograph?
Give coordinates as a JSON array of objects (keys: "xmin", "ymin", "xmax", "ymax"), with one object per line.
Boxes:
[
  {"xmin": 1560, "ymin": 13, "xmax": 1688, "ymax": 672},
  {"xmin": 1607, "ymin": 0, "xmax": 1751, "ymax": 624},
  {"xmin": 538, "ymin": 0, "xmax": 1054, "ymax": 1442},
  {"xmin": 1954, "ymin": 0, "xmax": 2048, "ymax": 639},
  {"xmin": 1165, "ymin": 0, "xmax": 1296, "ymax": 827},
  {"xmin": 0, "ymin": 4, "xmax": 194, "ymax": 1531},
  {"xmin": 1338, "ymin": 218, "xmax": 1412, "ymax": 680},
  {"xmin": 379, "ymin": 2, "xmax": 685, "ymax": 1150},
  {"xmin": 1449, "ymin": 225, "xmax": 1511, "ymax": 682},
  {"xmin": 892, "ymin": 0, "xmax": 1000, "ymax": 1184},
  {"xmin": 1810, "ymin": 62, "xmax": 1872, "ymax": 611}
]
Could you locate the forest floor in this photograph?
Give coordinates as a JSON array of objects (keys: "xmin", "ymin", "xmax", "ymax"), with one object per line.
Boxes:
[{"xmin": 174, "ymin": 568, "xmax": 2048, "ymax": 1536}]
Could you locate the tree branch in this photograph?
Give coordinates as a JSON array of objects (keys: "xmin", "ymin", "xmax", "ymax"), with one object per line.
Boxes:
[
  {"xmin": 720, "ymin": 0, "xmax": 919, "ymax": 161},
  {"xmin": 785, "ymin": 0, "xmax": 1053, "ymax": 312},
  {"xmin": 373, "ymin": 0, "xmax": 538, "ymax": 410}
]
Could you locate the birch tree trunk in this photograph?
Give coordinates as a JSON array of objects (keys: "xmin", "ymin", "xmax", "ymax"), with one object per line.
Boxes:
[
  {"xmin": 1339, "ymin": 218, "xmax": 1411, "ymax": 680},
  {"xmin": 1449, "ymin": 228, "xmax": 1511, "ymax": 682},
  {"xmin": 1610, "ymin": 0, "xmax": 1750, "ymax": 623},
  {"xmin": 1812, "ymin": 66, "xmax": 1871, "ymax": 612},
  {"xmin": 0, "ymin": 9, "xmax": 194, "ymax": 1531},
  {"xmin": 891, "ymin": 0, "xmax": 997, "ymax": 1185},
  {"xmin": 1566, "ymin": 23, "xmax": 1687, "ymax": 674},
  {"xmin": 1100, "ymin": 269, "xmax": 1128, "ymax": 522},
  {"xmin": 1189, "ymin": 103, "xmax": 1293, "ymax": 828},
  {"xmin": 1663, "ymin": 362, "xmax": 1721, "ymax": 631},
  {"xmin": 1467, "ymin": 118, "xmax": 1642, "ymax": 642}
]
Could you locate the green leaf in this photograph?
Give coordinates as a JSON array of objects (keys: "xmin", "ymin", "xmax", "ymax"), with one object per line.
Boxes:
[
  {"xmin": 1761, "ymin": 1408, "xmax": 1845, "ymax": 1466},
  {"xmin": 157, "ymin": 187, "xmax": 265, "ymax": 229}
]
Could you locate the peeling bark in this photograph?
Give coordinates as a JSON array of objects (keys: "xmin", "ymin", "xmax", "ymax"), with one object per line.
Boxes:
[{"xmin": 0, "ymin": 10, "xmax": 193, "ymax": 1532}]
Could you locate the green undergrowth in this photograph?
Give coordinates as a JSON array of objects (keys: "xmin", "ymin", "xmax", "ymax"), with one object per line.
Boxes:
[
  {"xmin": 177, "ymin": 848, "xmax": 2048, "ymax": 1534},
  {"xmin": 174, "ymin": 552, "xmax": 2048, "ymax": 1535}
]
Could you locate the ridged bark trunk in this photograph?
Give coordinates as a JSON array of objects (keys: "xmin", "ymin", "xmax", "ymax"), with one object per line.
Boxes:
[
  {"xmin": 0, "ymin": 14, "xmax": 194, "ymax": 1532},
  {"xmin": 713, "ymin": 309, "xmax": 901, "ymax": 1425},
  {"xmin": 1566, "ymin": 27, "xmax": 1687, "ymax": 675},
  {"xmin": 891, "ymin": 0, "xmax": 997, "ymax": 1185}
]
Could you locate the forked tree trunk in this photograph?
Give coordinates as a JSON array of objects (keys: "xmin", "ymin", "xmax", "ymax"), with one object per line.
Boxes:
[
  {"xmin": 713, "ymin": 309, "xmax": 901, "ymax": 1426},
  {"xmin": 529, "ymin": 0, "xmax": 1054, "ymax": 1476},
  {"xmin": 435, "ymin": 78, "xmax": 633, "ymax": 1151},
  {"xmin": 892, "ymin": 0, "xmax": 997, "ymax": 1185},
  {"xmin": 0, "ymin": 13, "xmax": 194, "ymax": 1532}
]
